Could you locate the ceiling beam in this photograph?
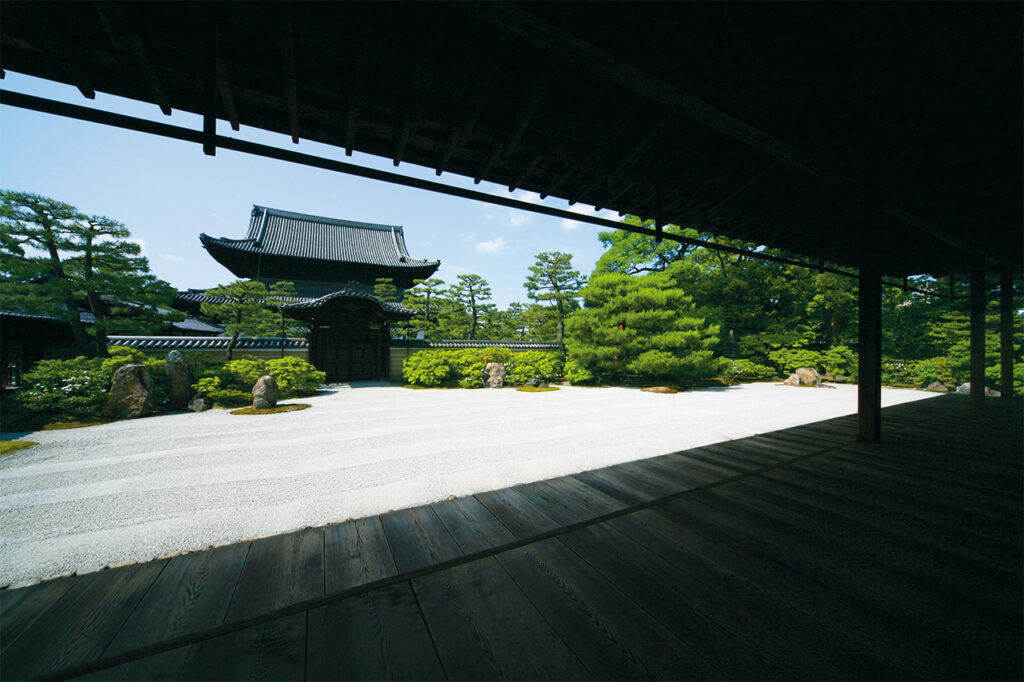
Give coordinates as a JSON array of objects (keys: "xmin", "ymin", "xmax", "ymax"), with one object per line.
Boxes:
[
  {"xmin": 25, "ymin": 5, "xmax": 95, "ymax": 99},
  {"xmin": 344, "ymin": 33, "xmax": 368, "ymax": 157},
  {"xmin": 474, "ymin": 73, "xmax": 550, "ymax": 183},
  {"xmin": 216, "ymin": 59, "xmax": 240, "ymax": 131},
  {"xmin": 435, "ymin": 55, "xmax": 496, "ymax": 176},
  {"xmin": 394, "ymin": 57, "xmax": 434, "ymax": 166},
  {"xmin": 280, "ymin": 6, "xmax": 299, "ymax": 144}
]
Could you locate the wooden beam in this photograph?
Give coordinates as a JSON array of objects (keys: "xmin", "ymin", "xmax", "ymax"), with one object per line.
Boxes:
[
  {"xmin": 970, "ymin": 262, "xmax": 987, "ymax": 405},
  {"xmin": 541, "ymin": 111, "xmax": 635, "ymax": 199},
  {"xmin": 280, "ymin": 6, "xmax": 299, "ymax": 144},
  {"xmin": 345, "ymin": 33, "xmax": 369, "ymax": 157},
  {"xmin": 436, "ymin": 54, "xmax": 496, "ymax": 176},
  {"xmin": 26, "ymin": 5, "xmax": 95, "ymax": 99},
  {"xmin": 216, "ymin": 59, "xmax": 240, "ymax": 131},
  {"xmin": 395, "ymin": 58, "xmax": 434, "ymax": 167},
  {"xmin": 474, "ymin": 74, "xmax": 550, "ymax": 183},
  {"xmin": 202, "ymin": 15, "xmax": 217, "ymax": 156},
  {"xmin": 1000, "ymin": 270, "xmax": 1014, "ymax": 398},
  {"xmin": 603, "ymin": 112, "xmax": 675, "ymax": 188},
  {"xmin": 857, "ymin": 245, "xmax": 883, "ymax": 442},
  {"xmin": 509, "ymin": 87, "xmax": 602, "ymax": 191}
]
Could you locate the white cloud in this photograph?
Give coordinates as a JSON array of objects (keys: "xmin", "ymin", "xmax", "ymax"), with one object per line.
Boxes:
[
  {"xmin": 476, "ymin": 236, "xmax": 507, "ymax": 254},
  {"xmin": 162, "ymin": 254, "xmax": 183, "ymax": 262},
  {"xmin": 561, "ymin": 218, "xmax": 582, "ymax": 230},
  {"xmin": 507, "ymin": 212, "xmax": 533, "ymax": 228}
]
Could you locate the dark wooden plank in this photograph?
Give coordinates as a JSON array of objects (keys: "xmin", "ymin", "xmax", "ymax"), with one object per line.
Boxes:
[
  {"xmin": 177, "ymin": 612, "xmax": 306, "ymax": 681},
  {"xmin": 624, "ymin": 452, "xmax": 724, "ymax": 490},
  {"xmin": 668, "ymin": 490, "xmax": 1016, "ymax": 680},
  {"xmin": 703, "ymin": 437, "xmax": 794, "ymax": 463},
  {"xmin": 225, "ymin": 528, "xmax": 323, "ymax": 621},
  {"xmin": 556, "ymin": 524, "xmax": 784, "ymax": 679},
  {"xmin": 1, "ymin": 576, "xmax": 80, "ymax": 653},
  {"xmin": 749, "ymin": 470, "xmax": 1022, "ymax": 608},
  {"xmin": 474, "ymin": 487, "xmax": 560, "ymax": 538},
  {"xmin": 705, "ymin": 485, "xmax": 1020, "ymax": 679},
  {"xmin": 497, "ymin": 538, "xmax": 716, "ymax": 680},
  {"xmin": 413, "ymin": 557, "xmax": 590, "ymax": 680},
  {"xmin": 775, "ymin": 459, "xmax": 1022, "ymax": 550},
  {"xmin": 73, "ymin": 647, "xmax": 191, "ymax": 681},
  {"xmin": 431, "ymin": 495, "xmax": 516, "ymax": 554},
  {"xmin": 511, "ymin": 475, "xmax": 625, "ymax": 526},
  {"xmin": 562, "ymin": 522, "xmax": 851, "ymax": 679},
  {"xmin": 0, "ymin": 560, "xmax": 167, "ymax": 680},
  {"xmin": 646, "ymin": 502, "xmax": 947, "ymax": 679},
  {"xmin": 379, "ymin": 505, "xmax": 463, "ymax": 574},
  {"xmin": 306, "ymin": 581, "xmax": 445, "ymax": 681},
  {"xmin": 834, "ymin": 444, "xmax": 1023, "ymax": 494},
  {"xmin": 324, "ymin": 516, "xmax": 398, "ymax": 594},
  {"xmin": 608, "ymin": 508, "xmax": 924, "ymax": 679},
  {"xmin": 572, "ymin": 462, "xmax": 677, "ymax": 506},
  {"xmin": 105, "ymin": 542, "xmax": 250, "ymax": 655}
]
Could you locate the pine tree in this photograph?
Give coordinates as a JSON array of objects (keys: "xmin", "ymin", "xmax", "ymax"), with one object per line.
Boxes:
[
  {"xmin": 523, "ymin": 251, "xmax": 583, "ymax": 346},
  {"xmin": 446, "ymin": 274, "xmax": 494, "ymax": 340},
  {"xmin": 565, "ymin": 271, "xmax": 720, "ymax": 383},
  {"xmin": 0, "ymin": 190, "xmax": 179, "ymax": 356},
  {"xmin": 199, "ymin": 279, "xmax": 295, "ymax": 359}
]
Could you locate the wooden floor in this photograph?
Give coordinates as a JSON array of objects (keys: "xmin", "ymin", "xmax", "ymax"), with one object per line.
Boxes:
[{"xmin": 2, "ymin": 394, "xmax": 1021, "ymax": 680}]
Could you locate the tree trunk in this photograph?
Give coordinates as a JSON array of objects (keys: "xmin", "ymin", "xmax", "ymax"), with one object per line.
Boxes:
[
  {"xmin": 85, "ymin": 291, "xmax": 110, "ymax": 357},
  {"xmin": 63, "ymin": 300, "xmax": 92, "ymax": 355}
]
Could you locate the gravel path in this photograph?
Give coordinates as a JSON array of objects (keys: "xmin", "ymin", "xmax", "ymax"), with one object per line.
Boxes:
[{"xmin": 0, "ymin": 382, "xmax": 934, "ymax": 588}]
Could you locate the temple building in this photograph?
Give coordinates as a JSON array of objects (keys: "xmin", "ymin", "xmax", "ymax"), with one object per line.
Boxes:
[{"xmin": 174, "ymin": 205, "xmax": 440, "ymax": 382}]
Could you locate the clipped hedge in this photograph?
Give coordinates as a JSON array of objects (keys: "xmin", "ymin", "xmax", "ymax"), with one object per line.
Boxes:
[
  {"xmin": 402, "ymin": 348, "xmax": 563, "ymax": 388},
  {"xmin": 192, "ymin": 356, "xmax": 325, "ymax": 405},
  {"xmin": 719, "ymin": 358, "xmax": 777, "ymax": 381}
]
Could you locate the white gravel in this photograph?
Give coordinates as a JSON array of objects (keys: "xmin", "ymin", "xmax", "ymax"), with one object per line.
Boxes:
[{"xmin": 0, "ymin": 382, "xmax": 934, "ymax": 588}]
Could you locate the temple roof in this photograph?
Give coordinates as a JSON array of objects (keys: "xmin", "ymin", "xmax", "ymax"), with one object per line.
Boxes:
[{"xmin": 199, "ymin": 206, "xmax": 440, "ymax": 286}]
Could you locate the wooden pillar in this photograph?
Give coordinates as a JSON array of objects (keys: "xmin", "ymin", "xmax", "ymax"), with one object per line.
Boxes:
[
  {"xmin": 857, "ymin": 252, "xmax": 882, "ymax": 442},
  {"xmin": 1001, "ymin": 269, "xmax": 1014, "ymax": 398},
  {"xmin": 970, "ymin": 262, "xmax": 986, "ymax": 406}
]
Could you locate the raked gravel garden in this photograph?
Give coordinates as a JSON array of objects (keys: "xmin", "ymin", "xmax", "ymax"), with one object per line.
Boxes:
[{"xmin": 0, "ymin": 382, "xmax": 935, "ymax": 588}]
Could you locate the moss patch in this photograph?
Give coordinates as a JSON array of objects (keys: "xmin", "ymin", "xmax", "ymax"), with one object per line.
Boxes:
[
  {"xmin": 0, "ymin": 441, "xmax": 37, "ymax": 455},
  {"xmin": 42, "ymin": 420, "xmax": 109, "ymax": 430},
  {"xmin": 516, "ymin": 385, "xmax": 559, "ymax": 392},
  {"xmin": 229, "ymin": 403, "xmax": 311, "ymax": 415},
  {"xmin": 642, "ymin": 386, "xmax": 679, "ymax": 394}
]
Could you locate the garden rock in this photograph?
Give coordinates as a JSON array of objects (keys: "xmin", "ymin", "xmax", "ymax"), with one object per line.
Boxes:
[
  {"xmin": 252, "ymin": 374, "xmax": 279, "ymax": 408},
  {"xmin": 165, "ymin": 350, "xmax": 193, "ymax": 410},
  {"xmin": 956, "ymin": 382, "xmax": 1001, "ymax": 397},
  {"xmin": 784, "ymin": 373, "xmax": 801, "ymax": 386},
  {"xmin": 188, "ymin": 395, "xmax": 212, "ymax": 412},
  {"xmin": 484, "ymin": 362, "xmax": 505, "ymax": 388},
  {"xmin": 104, "ymin": 364, "xmax": 154, "ymax": 419},
  {"xmin": 794, "ymin": 367, "xmax": 821, "ymax": 386},
  {"xmin": 524, "ymin": 376, "xmax": 548, "ymax": 388},
  {"xmin": 642, "ymin": 386, "xmax": 677, "ymax": 394},
  {"xmin": 925, "ymin": 381, "xmax": 949, "ymax": 393}
]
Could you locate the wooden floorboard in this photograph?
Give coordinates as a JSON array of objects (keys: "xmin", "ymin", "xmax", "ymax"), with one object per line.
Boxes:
[{"xmin": 2, "ymin": 394, "xmax": 1020, "ymax": 680}]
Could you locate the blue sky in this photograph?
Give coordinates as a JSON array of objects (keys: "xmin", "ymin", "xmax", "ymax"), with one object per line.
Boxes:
[{"xmin": 1, "ymin": 73, "xmax": 619, "ymax": 307}]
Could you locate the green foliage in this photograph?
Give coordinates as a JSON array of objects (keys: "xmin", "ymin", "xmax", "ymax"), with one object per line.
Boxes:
[
  {"xmin": 402, "ymin": 348, "xmax": 562, "ymax": 387},
  {"xmin": 563, "ymin": 358, "xmax": 595, "ymax": 385},
  {"xmin": 199, "ymin": 280, "xmax": 296, "ymax": 359},
  {"xmin": 767, "ymin": 345, "xmax": 857, "ymax": 378},
  {"xmin": 720, "ymin": 358, "xmax": 777, "ymax": 381},
  {"xmin": 444, "ymin": 274, "xmax": 494, "ymax": 340},
  {"xmin": 192, "ymin": 356, "xmax": 325, "ymax": 403},
  {"xmin": 1, "ymin": 190, "xmax": 180, "ymax": 355},
  {"xmin": 524, "ymin": 252, "xmax": 583, "ymax": 345},
  {"xmin": 911, "ymin": 356, "xmax": 955, "ymax": 387},
  {"xmin": 193, "ymin": 376, "xmax": 250, "ymax": 407},
  {"xmin": 565, "ymin": 272, "xmax": 720, "ymax": 384},
  {"xmin": 15, "ymin": 356, "xmax": 109, "ymax": 419}
]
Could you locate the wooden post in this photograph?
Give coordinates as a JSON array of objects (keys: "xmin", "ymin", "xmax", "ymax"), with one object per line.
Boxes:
[
  {"xmin": 970, "ymin": 262, "xmax": 986, "ymax": 406},
  {"xmin": 857, "ymin": 250, "xmax": 882, "ymax": 442},
  {"xmin": 1001, "ymin": 269, "xmax": 1014, "ymax": 398}
]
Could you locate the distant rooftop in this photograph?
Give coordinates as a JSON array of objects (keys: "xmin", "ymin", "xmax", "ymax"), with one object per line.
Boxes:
[{"xmin": 199, "ymin": 206, "xmax": 440, "ymax": 287}]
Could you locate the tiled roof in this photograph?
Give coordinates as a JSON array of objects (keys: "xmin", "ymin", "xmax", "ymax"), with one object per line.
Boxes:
[
  {"xmin": 391, "ymin": 339, "xmax": 563, "ymax": 350},
  {"xmin": 108, "ymin": 336, "xmax": 308, "ymax": 350},
  {"xmin": 199, "ymin": 205, "xmax": 440, "ymax": 270},
  {"xmin": 280, "ymin": 289, "xmax": 413, "ymax": 316},
  {"xmin": 171, "ymin": 317, "xmax": 225, "ymax": 333},
  {"xmin": 1, "ymin": 309, "xmax": 95, "ymax": 324}
]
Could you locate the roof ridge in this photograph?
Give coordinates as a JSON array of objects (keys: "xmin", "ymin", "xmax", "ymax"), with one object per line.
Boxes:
[{"xmin": 251, "ymin": 205, "xmax": 402, "ymax": 232}]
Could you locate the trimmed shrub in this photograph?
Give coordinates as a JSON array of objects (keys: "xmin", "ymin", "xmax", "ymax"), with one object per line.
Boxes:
[
  {"xmin": 402, "ymin": 348, "xmax": 562, "ymax": 387},
  {"xmin": 192, "ymin": 356, "xmax": 325, "ymax": 402},
  {"xmin": 720, "ymin": 358, "xmax": 777, "ymax": 381},
  {"xmin": 563, "ymin": 357, "xmax": 595, "ymax": 385},
  {"xmin": 14, "ymin": 356, "xmax": 109, "ymax": 420},
  {"xmin": 768, "ymin": 345, "xmax": 856, "ymax": 379}
]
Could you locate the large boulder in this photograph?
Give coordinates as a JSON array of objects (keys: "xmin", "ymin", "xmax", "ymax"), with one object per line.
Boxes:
[
  {"xmin": 794, "ymin": 367, "xmax": 821, "ymax": 386},
  {"xmin": 165, "ymin": 350, "xmax": 194, "ymax": 410},
  {"xmin": 925, "ymin": 381, "xmax": 949, "ymax": 393},
  {"xmin": 524, "ymin": 376, "xmax": 548, "ymax": 388},
  {"xmin": 483, "ymin": 362, "xmax": 505, "ymax": 389},
  {"xmin": 252, "ymin": 374, "xmax": 279, "ymax": 409},
  {"xmin": 956, "ymin": 382, "xmax": 1001, "ymax": 397},
  {"xmin": 103, "ymin": 364, "xmax": 155, "ymax": 419}
]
